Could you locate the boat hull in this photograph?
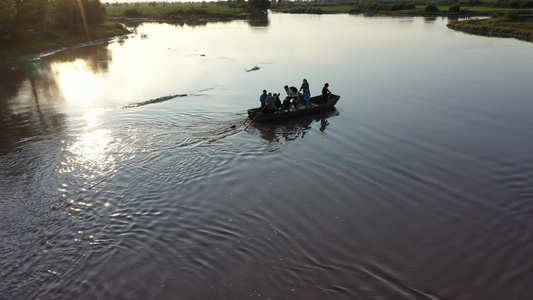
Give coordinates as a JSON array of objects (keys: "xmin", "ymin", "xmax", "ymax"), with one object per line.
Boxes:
[{"xmin": 247, "ymin": 94, "xmax": 340, "ymax": 122}]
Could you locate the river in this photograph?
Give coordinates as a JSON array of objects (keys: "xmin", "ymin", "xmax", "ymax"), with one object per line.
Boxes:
[{"xmin": 1, "ymin": 13, "xmax": 532, "ymax": 300}]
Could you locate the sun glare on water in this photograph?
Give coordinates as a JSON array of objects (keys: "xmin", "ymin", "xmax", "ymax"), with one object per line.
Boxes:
[{"xmin": 55, "ymin": 58, "xmax": 101, "ymax": 104}]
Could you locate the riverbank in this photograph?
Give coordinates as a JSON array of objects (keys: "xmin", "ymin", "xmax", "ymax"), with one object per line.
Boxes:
[
  {"xmin": 271, "ymin": 3, "xmax": 531, "ymax": 15},
  {"xmin": 0, "ymin": 23, "xmax": 131, "ymax": 62},
  {"xmin": 271, "ymin": 3, "xmax": 533, "ymax": 42},
  {"xmin": 0, "ymin": 3, "xmax": 253, "ymax": 62},
  {"xmin": 105, "ymin": 3, "xmax": 252, "ymax": 24},
  {"xmin": 4, "ymin": 2, "xmax": 533, "ymax": 62},
  {"xmin": 447, "ymin": 15, "xmax": 533, "ymax": 42}
]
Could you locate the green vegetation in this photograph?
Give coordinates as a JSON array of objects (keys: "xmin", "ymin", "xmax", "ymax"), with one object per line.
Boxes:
[
  {"xmin": 425, "ymin": 3, "xmax": 440, "ymax": 11},
  {"xmin": 0, "ymin": 0, "xmax": 275, "ymax": 60},
  {"xmin": 0, "ymin": 0, "xmax": 276, "ymax": 60},
  {"xmin": 3, "ymin": 0, "xmax": 533, "ymax": 60},
  {"xmin": 1, "ymin": 0, "xmax": 108, "ymax": 42},
  {"xmin": 449, "ymin": 2, "xmax": 462, "ymax": 11},
  {"xmin": 270, "ymin": 1, "xmax": 533, "ymax": 15},
  {"xmin": 0, "ymin": 0, "xmax": 129, "ymax": 60},
  {"xmin": 107, "ymin": 3, "xmax": 243, "ymax": 17},
  {"xmin": 105, "ymin": 3, "xmax": 253, "ymax": 20},
  {"xmin": 494, "ymin": 0, "xmax": 533, "ymax": 8},
  {"xmin": 270, "ymin": 0, "xmax": 533, "ymax": 42},
  {"xmin": 448, "ymin": 14, "xmax": 533, "ymax": 41},
  {"xmin": 105, "ymin": 0, "xmax": 270, "ymax": 20},
  {"xmin": 0, "ymin": 22, "xmax": 128, "ymax": 59}
]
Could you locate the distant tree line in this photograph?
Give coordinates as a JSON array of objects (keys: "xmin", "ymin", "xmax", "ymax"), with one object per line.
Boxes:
[
  {"xmin": 495, "ymin": 0, "xmax": 533, "ymax": 7},
  {"xmin": 350, "ymin": 1, "xmax": 416, "ymax": 12},
  {"xmin": 0, "ymin": 0, "xmax": 106, "ymax": 43},
  {"xmin": 276, "ymin": 0, "xmax": 533, "ymax": 13},
  {"xmin": 226, "ymin": 0, "xmax": 271, "ymax": 13}
]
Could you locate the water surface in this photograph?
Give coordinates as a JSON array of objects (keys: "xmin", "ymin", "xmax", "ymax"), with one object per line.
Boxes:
[{"xmin": 1, "ymin": 14, "xmax": 532, "ymax": 300}]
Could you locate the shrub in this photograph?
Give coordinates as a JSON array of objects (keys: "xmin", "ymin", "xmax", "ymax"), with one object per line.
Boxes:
[
  {"xmin": 425, "ymin": 4, "xmax": 439, "ymax": 12},
  {"xmin": 124, "ymin": 9, "xmax": 141, "ymax": 17},
  {"xmin": 449, "ymin": 2, "xmax": 461, "ymax": 11},
  {"xmin": 166, "ymin": 9, "xmax": 183, "ymax": 16},
  {"xmin": 523, "ymin": 0, "xmax": 533, "ymax": 7},
  {"xmin": 505, "ymin": 10, "xmax": 520, "ymax": 20},
  {"xmin": 467, "ymin": 0, "xmax": 484, "ymax": 5},
  {"xmin": 353, "ymin": 2, "xmax": 416, "ymax": 12}
]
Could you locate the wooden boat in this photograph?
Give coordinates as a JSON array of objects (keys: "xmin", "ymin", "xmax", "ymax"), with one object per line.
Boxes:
[{"xmin": 247, "ymin": 94, "xmax": 340, "ymax": 122}]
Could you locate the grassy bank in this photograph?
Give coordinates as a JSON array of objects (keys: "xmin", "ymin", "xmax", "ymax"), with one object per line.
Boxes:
[
  {"xmin": 447, "ymin": 15, "xmax": 533, "ymax": 41},
  {"xmin": 4, "ymin": 2, "xmax": 532, "ymax": 61},
  {"xmin": 1, "ymin": 3, "xmax": 253, "ymax": 61},
  {"xmin": 0, "ymin": 23, "xmax": 130, "ymax": 61},
  {"xmin": 270, "ymin": 2, "xmax": 533, "ymax": 42},
  {"xmin": 271, "ymin": 3, "xmax": 532, "ymax": 15},
  {"xmin": 105, "ymin": 3, "xmax": 252, "ymax": 21}
]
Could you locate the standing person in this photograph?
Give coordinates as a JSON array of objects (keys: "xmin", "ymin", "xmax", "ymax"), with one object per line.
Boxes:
[
  {"xmin": 259, "ymin": 89, "xmax": 268, "ymax": 107},
  {"xmin": 321, "ymin": 83, "xmax": 331, "ymax": 104},
  {"xmin": 299, "ymin": 79, "xmax": 311, "ymax": 107}
]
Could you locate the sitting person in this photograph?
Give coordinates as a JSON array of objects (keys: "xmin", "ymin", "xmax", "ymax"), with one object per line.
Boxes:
[
  {"xmin": 292, "ymin": 97, "xmax": 299, "ymax": 110},
  {"xmin": 274, "ymin": 93, "xmax": 282, "ymax": 111},
  {"xmin": 264, "ymin": 92, "xmax": 276, "ymax": 113},
  {"xmin": 282, "ymin": 97, "xmax": 291, "ymax": 111}
]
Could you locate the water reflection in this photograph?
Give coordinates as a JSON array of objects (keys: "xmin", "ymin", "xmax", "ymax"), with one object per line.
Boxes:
[
  {"xmin": 1, "ymin": 14, "xmax": 533, "ymax": 300},
  {"xmin": 0, "ymin": 60, "xmax": 64, "ymax": 155},
  {"xmin": 116, "ymin": 15, "xmax": 269, "ymax": 29},
  {"xmin": 0, "ymin": 43, "xmax": 113, "ymax": 155},
  {"xmin": 54, "ymin": 59, "xmax": 102, "ymax": 104},
  {"xmin": 249, "ymin": 15, "xmax": 270, "ymax": 27},
  {"xmin": 249, "ymin": 108, "xmax": 339, "ymax": 146},
  {"xmin": 43, "ymin": 43, "xmax": 112, "ymax": 73},
  {"xmin": 59, "ymin": 128, "xmax": 117, "ymax": 180}
]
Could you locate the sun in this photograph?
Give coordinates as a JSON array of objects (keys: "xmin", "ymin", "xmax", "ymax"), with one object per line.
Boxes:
[{"xmin": 55, "ymin": 58, "xmax": 101, "ymax": 104}]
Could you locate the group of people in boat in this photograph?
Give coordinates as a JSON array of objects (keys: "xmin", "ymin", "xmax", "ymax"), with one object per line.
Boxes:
[{"xmin": 258, "ymin": 79, "xmax": 331, "ymax": 114}]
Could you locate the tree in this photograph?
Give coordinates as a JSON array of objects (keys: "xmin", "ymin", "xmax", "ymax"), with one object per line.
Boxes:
[
  {"xmin": 1, "ymin": 0, "xmax": 106, "ymax": 43},
  {"xmin": 449, "ymin": 2, "xmax": 461, "ymax": 11},
  {"xmin": 14, "ymin": 0, "xmax": 48, "ymax": 30},
  {"xmin": 47, "ymin": 0, "xmax": 106, "ymax": 29},
  {"xmin": 0, "ymin": 0, "xmax": 17, "ymax": 40},
  {"xmin": 425, "ymin": 4, "xmax": 439, "ymax": 12},
  {"xmin": 248, "ymin": 0, "xmax": 271, "ymax": 12}
]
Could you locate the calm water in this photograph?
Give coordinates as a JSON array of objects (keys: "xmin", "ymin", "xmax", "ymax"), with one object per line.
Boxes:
[{"xmin": 1, "ymin": 14, "xmax": 532, "ymax": 300}]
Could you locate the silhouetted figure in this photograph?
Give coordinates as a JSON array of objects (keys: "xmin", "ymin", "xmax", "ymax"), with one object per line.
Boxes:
[{"xmin": 321, "ymin": 83, "xmax": 331, "ymax": 104}]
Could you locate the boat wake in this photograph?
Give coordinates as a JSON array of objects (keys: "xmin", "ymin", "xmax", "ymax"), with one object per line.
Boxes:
[{"xmin": 114, "ymin": 92, "xmax": 253, "ymax": 147}]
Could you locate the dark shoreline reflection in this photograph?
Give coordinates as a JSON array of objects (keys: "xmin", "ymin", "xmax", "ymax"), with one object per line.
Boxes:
[
  {"xmin": 249, "ymin": 15, "xmax": 270, "ymax": 28},
  {"xmin": 123, "ymin": 16, "xmax": 270, "ymax": 29},
  {"xmin": 250, "ymin": 108, "xmax": 339, "ymax": 145},
  {"xmin": 43, "ymin": 43, "xmax": 112, "ymax": 73},
  {"xmin": 0, "ymin": 43, "xmax": 113, "ymax": 155},
  {"xmin": 0, "ymin": 60, "xmax": 63, "ymax": 155}
]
